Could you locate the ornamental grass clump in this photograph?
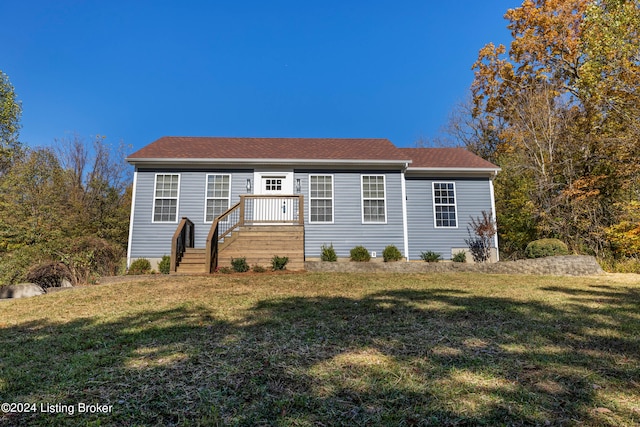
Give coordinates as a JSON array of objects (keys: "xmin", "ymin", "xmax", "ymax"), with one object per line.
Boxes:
[
  {"xmin": 420, "ymin": 251, "xmax": 442, "ymax": 263},
  {"xmin": 252, "ymin": 264, "xmax": 267, "ymax": 273}
]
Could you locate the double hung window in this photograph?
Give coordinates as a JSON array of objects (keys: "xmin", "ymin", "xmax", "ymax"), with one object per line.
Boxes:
[
  {"xmin": 433, "ymin": 182, "xmax": 457, "ymax": 227},
  {"xmin": 153, "ymin": 174, "xmax": 180, "ymax": 222},
  {"xmin": 362, "ymin": 175, "xmax": 386, "ymax": 223},
  {"xmin": 309, "ymin": 175, "xmax": 333, "ymax": 223},
  {"xmin": 205, "ymin": 174, "xmax": 231, "ymax": 222}
]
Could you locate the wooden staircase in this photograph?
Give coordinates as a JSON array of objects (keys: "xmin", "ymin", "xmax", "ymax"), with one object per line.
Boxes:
[
  {"xmin": 216, "ymin": 225, "xmax": 305, "ymax": 270},
  {"xmin": 175, "ymin": 248, "xmax": 207, "ymax": 274},
  {"xmin": 175, "ymin": 226, "xmax": 304, "ymax": 273},
  {"xmin": 171, "ymin": 195, "xmax": 305, "ymax": 274}
]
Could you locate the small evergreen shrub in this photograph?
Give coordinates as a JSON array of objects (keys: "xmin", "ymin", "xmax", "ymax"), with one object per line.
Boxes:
[
  {"xmin": 452, "ymin": 251, "xmax": 467, "ymax": 263},
  {"xmin": 231, "ymin": 257, "xmax": 250, "ymax": 273},
  {"xmin": 158, "ymin": 255, "xmax": 171, "ymax": 274},
  {"xmin": 321, "ymin": 244, "xmax": 338, "ymax": 262},
  {"xmin": 218, "ymin": 266, "xmax": 233, "ymax": 274},
  {"xmin": 382, "ymin": 245, "xmax": 403, "ymax": 262},
  {"xmin": 525, "ymin": 238, "xmax": 569, "ymax": 259},
  {"xmin": 420, "ymin": 251, "xmax": 442, "ymax": 263},
  {"xmin": 350, "ymin": 245, "xmax": 371, "ymax": 262},
  {"xmin": 128, "ymin": 258, "xmax": 152, "ymax": 275},
  {"xmin": 271, "ymin": 256, "xmax": 289, "ymax": 271},
  {"xmin": 252, "ymin": 264, "xmax": 267, "ymax": 273}
]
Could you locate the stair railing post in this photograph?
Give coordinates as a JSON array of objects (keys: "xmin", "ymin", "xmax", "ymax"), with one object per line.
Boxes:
[
  {"xmin": 171, "ymin": 217, "xmax": 192, "ymax": 274},
  {"xmin": 239, "ymin": 195, "xmax": 246, "ymax": 227},
  {"xmin": 298, "ymin": 195, "xmax": 304, "ymax": 225}
]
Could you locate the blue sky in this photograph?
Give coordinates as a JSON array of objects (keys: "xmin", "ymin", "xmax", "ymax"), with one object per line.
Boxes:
[{"xmin": 1, "ymin": 1, "xmax": 517, "ymax": 152}]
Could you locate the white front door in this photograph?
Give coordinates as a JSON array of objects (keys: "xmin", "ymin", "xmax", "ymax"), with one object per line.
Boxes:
[{"xmin": 253, "ymin": 171, "xmax": 295, "ymax": 222}]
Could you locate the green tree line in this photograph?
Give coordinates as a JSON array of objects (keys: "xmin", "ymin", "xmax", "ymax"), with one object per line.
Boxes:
[{"xmin": 0, "ymin": 70, "xmax": 131, "ymax": 285}]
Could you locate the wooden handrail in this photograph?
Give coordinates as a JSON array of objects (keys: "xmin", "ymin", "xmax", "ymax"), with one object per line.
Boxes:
[
  {"xmin": 171, "ymin": 217, "xmax": 194, "ymax": 273},
  {"xmin": 205, "ymin": 200, "xmax": 242, "ymax": 273},
  {"xmin": 204, "ymin": 194, "xmax": 304, "ymax": 273}
]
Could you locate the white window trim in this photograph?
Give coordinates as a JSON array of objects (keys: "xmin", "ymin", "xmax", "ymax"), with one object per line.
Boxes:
[
  {"xmin": 361, "ymin": 174, "xmax": 387, "ymax": 224},
  {"xmin": 308, "ymin": 174, "xmax": 335, "ymax": 224},
  {"xmin": 152, "ymin": 173, "xmax": 181, "ymax": 224},
  {"xmin": 203, "ymin": 174, "xmax": 231, "ymax": 224},
  {"xmin": 432, "ymin": 181, "xmax": 458, "ymax": 229}
]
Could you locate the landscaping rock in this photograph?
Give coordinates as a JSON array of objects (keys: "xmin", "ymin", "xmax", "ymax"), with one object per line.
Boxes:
[
  {"xmin": 0, "ymin": 283, "xmax": 46, "ymax": 299},
  {"xmin": 305, "ymin": 255, "xmax": 604, "ymax": 276}
]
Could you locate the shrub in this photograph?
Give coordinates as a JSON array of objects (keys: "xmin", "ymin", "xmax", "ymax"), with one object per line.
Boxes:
[
  {"xmin": 452, "ymin": 251, "xmax": 467, "ymax": 263},
  {"xmin": 231, "ymin": 257, "xmax": 250, "ymax": 273},
  {"xmin": 60, "ymin": 236, "xmax": 125, "ymax": 284},
  {"xmin": 599, "ymin": 256, "xmax": 640, "ymax": 273},
  {"xmin": 465, "ymin": 211, "xmax": 496, "ymax": 263},
  {"xmin": 128, "ymin": 258, "xmax": 152, "ymax": 275},
  {"xmin": 24, "ymin": 262, "xmax": 73, "ymax": 289},
  {"xmin": 218, "ymin": 266, "xmax": 232, "ymax": 274},
  {"xmin": 252, "ymin": 264, "xmax": 267, "ymax": 273},
  {"xmin": 350, "ymin": 245, "xmax": 371, "ymax": 262},
  {"xmin": 525, "ymin": 238, "xmax": 569, "ymax": 259},
  {"xmin": 271, "ymin": 256, "xmax": 289, "ymax": 271},
  {"xmin": 158, "ymin": 255, "xmax": 171, "ymax": 274},
  {"xmin": 382, "ymin": 245, "xmax": 403, "ymax": 262},
  {"xmin": 420, "ymin": 251, "xmax": 441, "ymax": 263},
  {"xmin": 321, "ymin": 244, "xmax": 338, "ymax": 262}
]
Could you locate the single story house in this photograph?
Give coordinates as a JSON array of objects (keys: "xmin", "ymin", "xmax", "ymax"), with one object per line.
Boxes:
[{"xmin": 126, "ymin": 137, "xmax": 500, "ymax": 272}]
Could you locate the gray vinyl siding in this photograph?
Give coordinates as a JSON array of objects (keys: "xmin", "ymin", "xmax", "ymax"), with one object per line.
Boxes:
[
  {"xmin": 131, "ymin": 167, "xmax": 492, "ymax": 262},
  {"xmin": 405, "ymin": 177, "xmax": 494, "ymax": 260},
  {"xmin": 296, "ymin": 170, "xmax": 406, "ymax": 259},
  {"xmin": 129, "ymin": 168, "xmax": 252, "ymax": 259}
]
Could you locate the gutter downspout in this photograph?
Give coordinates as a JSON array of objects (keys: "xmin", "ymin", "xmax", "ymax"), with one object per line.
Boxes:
[
  {"xmin": 401, "ymin": 163, "xmax": 410, "ymax": 261},
  {"xmin": 126, "ymin": 170, "xmax": 139, "ymax": 268},
  {"xmin": 489, "ymin": 170, "xmax": 499, "ymax": 262}
]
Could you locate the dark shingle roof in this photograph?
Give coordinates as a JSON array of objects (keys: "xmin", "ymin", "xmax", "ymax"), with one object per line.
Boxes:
[
  {"xmin": 400, "ymin": 147, "xmax": 498, "ymax": 170},
  {"xmin": 127, "ymin": 136, "xmax": 499, "ymax": 171},
  {"xmin": 127, "ymin": 136, "xmax": 410, "ymax": 162}
]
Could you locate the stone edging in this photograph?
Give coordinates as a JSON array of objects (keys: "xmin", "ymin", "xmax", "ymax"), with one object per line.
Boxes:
[{"xmin": 304, "ymin": 255, "xmax": 604, "ymax": 276}]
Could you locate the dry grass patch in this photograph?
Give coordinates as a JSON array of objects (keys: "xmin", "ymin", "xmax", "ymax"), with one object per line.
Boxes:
[{"xmin": 1, "ymin": 272, "xmax": 639, "ymax": 426}]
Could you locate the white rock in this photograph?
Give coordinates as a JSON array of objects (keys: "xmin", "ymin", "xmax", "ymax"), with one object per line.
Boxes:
[{"xmin": 0, "ymin": 283, "xmax": 46, "ymax": 299}]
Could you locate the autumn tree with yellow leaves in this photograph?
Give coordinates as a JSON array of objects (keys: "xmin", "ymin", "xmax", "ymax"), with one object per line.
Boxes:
[{"xmin": 467, "ymin": 0, "xmax": 640, "ymax": 265}]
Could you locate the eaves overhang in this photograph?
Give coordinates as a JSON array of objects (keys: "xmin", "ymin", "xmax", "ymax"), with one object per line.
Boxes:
[
  {"xmin": 405, "ymin": 167, "xmax": 501, "ymax": 178},
  {"xmin": 126, "ymin": 157, "xmax": 413, "ymax": 168}
]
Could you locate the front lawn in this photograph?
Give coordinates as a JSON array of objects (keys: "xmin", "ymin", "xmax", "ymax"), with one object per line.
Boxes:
[{"xmin": 1, "ymin": 272, "xmax": 639, "ymax": 426}]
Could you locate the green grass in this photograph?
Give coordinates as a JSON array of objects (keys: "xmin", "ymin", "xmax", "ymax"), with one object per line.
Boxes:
[{"xmin": 1, "ymin": 272, "xmax": 639, "ymax": 426}]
